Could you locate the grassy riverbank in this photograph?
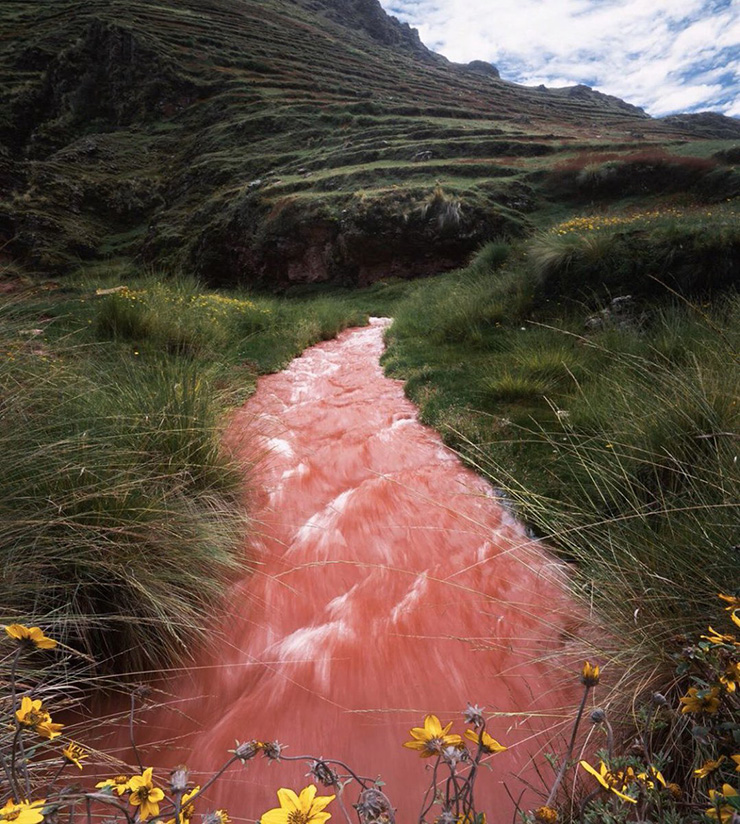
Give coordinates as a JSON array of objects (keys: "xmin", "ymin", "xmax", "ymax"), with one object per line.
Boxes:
[
  {"xmin": 383, "ymin": 203, "xmax": 739, "ymax": 695},
  {"xmin": 0, "ymin": 265, "xmax": 365, "ymax": 676}
]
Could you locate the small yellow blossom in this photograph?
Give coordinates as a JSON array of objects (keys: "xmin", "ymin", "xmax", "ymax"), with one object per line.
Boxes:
[
  {"xmin": 679, "ymin": 686, "xmax": 721, "ymax": 714},
  {"xmin": 164, "ymin": 787, "xmax": 200, "ymax": 824},
  {"xmin": 213, "ymin": 812, "xmax": 230, "ymax": 824},
  {"xmin": 4, "ymin": 625, "xmax": 56, "ymax": 650},
  {"xmin": 533, "ymin": 806, "xmax": 558, "ymax": 824},
  {"xmin": 128, "ymin": 768, "xmax": 165, "ymax": 821},
  {"xmin": 732, "ymin": 755, "xmax": 740, "ymax": 772},
  {"xmin": 702, "ymin": 627, "xmax": 737, "ymax": 646},
  {"xmin": 579, "ymin": 760, "xmax": 637, "ymax": 804},
  {"xmin": 707, "ymin": 784, "xmax": 739, "ymax": 823},
  {"xmin": 636, "ymin": 768, "xmax": 666, "ymax": 790},
  {"xmin": 695, "ymin": 757, "xmax": 726, "ymax": 778},
  {"xmin": 62, "ymin": 742, "xmax": 88, "ymax": 770},
  {"xmin": 580, "ymin": 661, "xmax": 600, "ymax": 687},
  {"xmin": 720, "ymin": 661, "xmax": 740, "ymax": 693},
  {"xmin": 403, "ymin": 715, "xmax": 464, "ymax": 758},
  {"xmin": 260, "ymin": 785, "xmax": 335, "ymax": 824},
  {"xmin": 95, "ymin": 775, "xmax": 130, "ymax": 795},
  {"xmin": 719, "ymin": 594, "xmax": 740, "ymax": 611},
  {"xmin": 463, "ymin": 729, "xmax": 507, "ymax": 754},
  {"xmin": 15, "ymin": 697, "xmax": 64, "ymax": 740},
  {"xmin": 0, "ymin": 800, "xmax": 46, "ymax": 824}
]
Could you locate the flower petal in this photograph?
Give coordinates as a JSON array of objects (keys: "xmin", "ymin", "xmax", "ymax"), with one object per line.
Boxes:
[
  {"xmin": 276, "ymin": 789, "xmax": 301, "ymax": 812},
  {"xmin": 261, "ymin": 809, "xmax": 289, "ymax": 824}
]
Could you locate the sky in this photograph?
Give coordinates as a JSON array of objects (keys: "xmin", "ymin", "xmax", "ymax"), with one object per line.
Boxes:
[{"xmin": 379, "ymin": 0, "xmax": 740, "ymax": 117}]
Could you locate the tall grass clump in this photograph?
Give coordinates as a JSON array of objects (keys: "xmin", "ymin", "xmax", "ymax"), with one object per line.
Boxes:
[
  {"xmin": 0, "ymin": 270, "xmax": 372, "ymax": 676},
  {"xmin": 0, "ymin": 320, "xmax": 249, "ymax": 675},
  {"xmin": 474, "ymin": 297, "xmax": 739, "ymax": 696}
]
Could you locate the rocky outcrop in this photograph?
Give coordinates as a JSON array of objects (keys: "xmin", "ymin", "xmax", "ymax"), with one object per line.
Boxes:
[
  {"xmin": 185, "ymin": 189, "xmax": 526, "ymax": 287},
  {"xmin": 293, "ymin": 0, "xmax": 440, "ymax": 62}
]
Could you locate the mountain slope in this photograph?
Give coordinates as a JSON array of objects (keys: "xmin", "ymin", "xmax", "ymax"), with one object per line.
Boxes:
[{"xmin": 1, "ymin": 0, "xmax": 738, "ymax": 285}]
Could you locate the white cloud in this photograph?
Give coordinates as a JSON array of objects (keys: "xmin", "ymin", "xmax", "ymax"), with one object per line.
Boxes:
[{"xmin": 380, "ymin": 0, "xmax": 740, "ymax": 117}]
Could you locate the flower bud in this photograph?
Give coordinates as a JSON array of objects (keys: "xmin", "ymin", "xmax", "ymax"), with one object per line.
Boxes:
[
  {"xmin": 462, "ymin": 703, "xmax": 485, "ymax": 727},
  {"xmin": 590, "ymin": 708, "xmax": 606, "ymax": 724},
  {"xmin": 170, "ymin": 766, "xmax": 189, "ymax": 793}
]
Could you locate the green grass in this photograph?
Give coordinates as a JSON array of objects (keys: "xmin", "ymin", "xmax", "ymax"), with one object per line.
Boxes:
[
  {"xmin": 384, "ymin": 209, "xmax": 740, "ymax": 704},
  {"xmin": 0, "ymin": 268, "xmax": 367, "ymax": 676}
]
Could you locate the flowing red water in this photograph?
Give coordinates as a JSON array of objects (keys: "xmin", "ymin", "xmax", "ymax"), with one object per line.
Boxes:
[{"xmin": 109, "ymin": 318, "xmax": 580, "ymax": 821}]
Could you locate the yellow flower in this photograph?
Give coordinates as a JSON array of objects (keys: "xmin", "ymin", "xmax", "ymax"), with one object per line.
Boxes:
[
  {"xmin": 164, "ymin": 787, "xmax": 200, "ymax": 824},
  {"xmin": 695, "ymin": 757, "xmax": 726, "ymax": 778},
  {"xmin": 679, "ymin": 686, "xmax": 721, "ymax": 714},
  {"xmin": 720, "ymin": 662, "xmax": 740, "ymax": 693},
  {"xmin": 62, "ymin": 742, "xmax": 88, "ymax": 770},
  {"xmin": 4, "ymin": 625, "xmax": 56, "ymax": 650},
  {"xmin": 533, "ymin": 806, "xmax": 558, "ymax": 823},
  {"xmin": 580, "ymin": 661, "xmax": 600, "ymax": 687},
  {"xmin": 702, "ymin": 627, "xmax": 737, "ymax": 646},
  {"xmin": 260, "ymin": 785, "xmax": 335, "ymax": 824},
  {"xmin": 579, "ymin": 761, "xmax": 637, "ymax": 804},
  {"xmin": 732, "ymin": 755, "xmax": 740, "ymax": 772},
  {"xmin": 0, "ymin": 800, "xmax": 46, "ymax": 824},
  {"xmin": 636, "ymin": 767, "xmax": 666, "ymax": 790},
  {"xmin": 463, "ymin": 729, "xmax": 506, "ymax": 754},
  {"xmin": 15, "ymin": 697, "xmax": 64, "ymax": 740},
  {"xmin": 707, "ymin": 784, "xmax": 739, "ymax": 823},
  {"xmin": 128, "ymin": 768, "xmax": 165, "ymax": 821},
  {"xmin": 213, "ymin": 812, "xmax": 230, "ymax": 824},
  {"xmin": 95, "ymin": 775, "xmax": 130, "ymax": 795},
  {"xmin": 719, "ymin": 594, "xmax": 740, "ymax": 611},
  {"xmin": 0, "ymin": 801, "xmax": 45, "ymax": 824},
  {"xmin": 403, "ymin": 715, "xmax": 464, "ymax": 758}
]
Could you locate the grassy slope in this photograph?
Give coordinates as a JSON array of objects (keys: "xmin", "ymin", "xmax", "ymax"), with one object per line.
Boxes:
[{"xmin": 1, "ymin": 0, "xmax": 738, "ymax": 287}]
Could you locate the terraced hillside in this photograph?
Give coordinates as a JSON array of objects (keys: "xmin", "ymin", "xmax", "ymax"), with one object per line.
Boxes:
[{"xmin": 1, "ymin": 0, "xmax": 739, "ymax": 285}]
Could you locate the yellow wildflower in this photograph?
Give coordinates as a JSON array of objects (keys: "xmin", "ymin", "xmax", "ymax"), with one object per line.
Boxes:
[
  {"xmin": 403, "ymin": 714, "xmax": 463, "ymax": 758},
  {"xmin": 707, "ymin": 784, "xmax": 739, "ymax": 823},
  {"xmin": 580, "ymin": 661, "xmax": 600, "ymax": 687},
  {"xmin": 702, "ymin": 627, "xmax": 737, "ymax": 645},
  {"xmin": 213, "ymin": 812, "xmax": 230, "ymax": 824},
  {"xmin": 533, "ymin": 806, "xmax": 558, "ymax": 823},
  {"xmin": 62, "ymin": 742, "xmax": 88, "ymax": 770},
  {"xmin": 636, "ymin": 767, "xmax": 666, "ymax": 790},
  {"xmin": 0, "ymin": 800, "xmax": 46, "ymax": 824},
  {"xmin": 579, "ymin": 760, "xmax": 637, "ymax": 804},
  {"xmin": 164, "ymin": 787, "xmax": 200, "ymax": 824},
  {"xmin": 15, "ymin": 697, "xmax": 63, "ymax": 740},
  {"xmin": 679, "ymin": 686, "xmax": 721, "ymax": 714},
  {"xmin": 695, "ymin": 757, "xmax": 725, "ymax": 778},
  {"xmin": 720, "ymin": 661, "xmax": 740, "ymax": 693},
  {"xmin": 4, "ymin": 625, "xmax": 56, "ymax": 650},
  {"xmin": 260, "ymin": 785, "xmax": 335, "ymax": 824},
  {"xmin": 463, "ymin": 729, "xmax": 507, "ymax": 754},
  {"xmin": 732, "ymin": 755, "xmax": 740, "ymax": 772},
  {"xmin": 719, "ymin": 594, "xmax": 740, "ymax": 611},
  {"xmin": 128, "ymin": 768, "xmax": 165, "ymax": 821},
  {"xmin": 95, "ymin": 775, "xmax": 130, "ymax": 795}
]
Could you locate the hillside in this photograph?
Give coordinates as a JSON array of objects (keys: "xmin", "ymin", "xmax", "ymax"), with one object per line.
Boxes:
[{"xmin": 1, "ymin": 0, "xmax": 738, "ymax": 287}]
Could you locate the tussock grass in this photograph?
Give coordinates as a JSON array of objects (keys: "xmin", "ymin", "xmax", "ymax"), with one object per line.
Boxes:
[
  {"xmin": 385, "ymin": 211, "xmax": 739, "ymax": 712},
  {"xmin": 0, "ymin": 271, "xmax": 367, "ymax": 676}
]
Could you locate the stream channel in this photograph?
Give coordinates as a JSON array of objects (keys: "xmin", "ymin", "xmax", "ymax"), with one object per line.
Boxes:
[{"xmin": 112, "ymin": 317, "xmax": 580, "ymax": 821}]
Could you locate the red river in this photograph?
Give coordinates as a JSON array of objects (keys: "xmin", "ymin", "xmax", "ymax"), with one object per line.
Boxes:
[{"xmin": 107, "ymin": 318, "xmax": 580, "ymax": 822}]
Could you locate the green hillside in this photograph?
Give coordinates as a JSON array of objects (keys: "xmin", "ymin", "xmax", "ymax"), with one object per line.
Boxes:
[{"xmin": 2, "ymin": 0, "xmax": 739, "ymax": 285}]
